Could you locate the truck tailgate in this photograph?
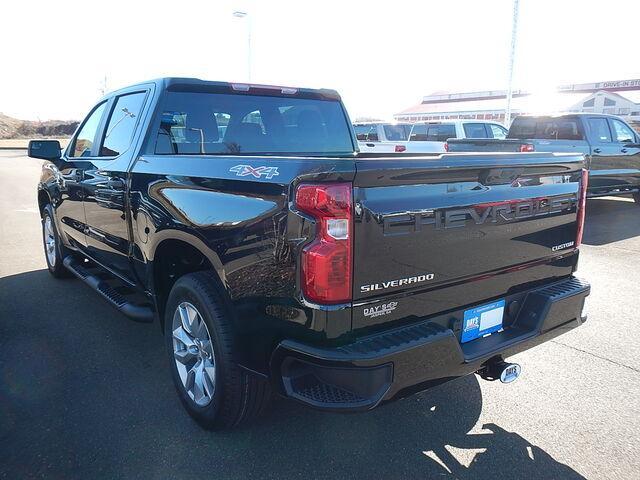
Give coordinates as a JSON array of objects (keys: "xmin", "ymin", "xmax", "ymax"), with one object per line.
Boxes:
[{"xmin": 351, "ymin": 152, "xmax": 586, "ymax": 331}]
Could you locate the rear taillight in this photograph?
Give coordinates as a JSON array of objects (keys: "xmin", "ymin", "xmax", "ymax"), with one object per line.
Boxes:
[
  {"xmin": 575, "ymin": 168, "xmax": 588, "ymax": 247},
  {"xmin": 295, "ymin": 183, "xmax": 352, "ymax": 304},
  {"xmin": 444, "ymin": 142, "xmax": 449, "ymax": 152},
  {"xmin": 519, "ymin": 144, "xmax": 535, "ymax": 152},
  {"xmin": 395, "ymin": 145, "xmax": 406, "ymax": 153}
]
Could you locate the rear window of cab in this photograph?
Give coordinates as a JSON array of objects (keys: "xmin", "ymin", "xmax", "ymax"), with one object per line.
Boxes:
[
  {"xmin": 508, "ymin": 117, "xmax": 585, "ymax": 140},
  {"xmin": 155, "ymin": 92, "xmax": 354, "ymax": 156}
]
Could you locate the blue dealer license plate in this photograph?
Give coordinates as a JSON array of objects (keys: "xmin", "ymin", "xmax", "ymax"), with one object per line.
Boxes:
[{"xmin": 461, "ymin": 299, "xmax": 505, "ymax": 343}]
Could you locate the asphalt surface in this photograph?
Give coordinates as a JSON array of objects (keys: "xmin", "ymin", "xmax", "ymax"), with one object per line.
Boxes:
[{"xmin": 1, "ymin": 150, "xmax": 639, "ymax": 479}]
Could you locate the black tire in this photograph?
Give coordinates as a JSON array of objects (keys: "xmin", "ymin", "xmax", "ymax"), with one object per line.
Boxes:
[
  {"xmin": 633, "ymin": 192, "xmax": 640, "ymax": 205},
  {"xmin": 164, "ymin": 271, "xmax": 271, "ymax": 430},
  {"xmin": 42, "ymin": 204, "xmax": 72, "ymax": 278}
]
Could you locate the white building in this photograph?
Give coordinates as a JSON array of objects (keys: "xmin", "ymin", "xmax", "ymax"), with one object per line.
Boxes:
[{"xmin": 395, "ymin": 79, "xmax": 640, "ymax": 131}]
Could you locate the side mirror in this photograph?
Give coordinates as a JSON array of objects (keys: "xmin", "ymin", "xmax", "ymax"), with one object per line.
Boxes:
[{"xmin": 28, "ymin": 140, "xmax": 62, "ymax": 160}]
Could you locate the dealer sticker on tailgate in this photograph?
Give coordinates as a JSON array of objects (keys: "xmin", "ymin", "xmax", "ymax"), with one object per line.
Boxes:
[{"xmin": 461, "ymin": 299, "xmax": 505, "ymax": 343}]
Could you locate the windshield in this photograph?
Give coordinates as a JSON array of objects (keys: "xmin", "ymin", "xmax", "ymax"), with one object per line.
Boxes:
[{"xmin": 155, "ymin": 92, "xmax": 354, "ymax": 155}]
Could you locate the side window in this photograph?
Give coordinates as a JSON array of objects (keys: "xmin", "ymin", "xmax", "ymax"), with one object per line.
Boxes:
[
  {"xmin": 216, "ymin": 113, "xmax": 230, "ymax": 139},
  {"xmin": 609, "ymin": 119, "xmax": 636, "ymax": 143},
  {"xmin": 383, "ymin": 124, "xmax": 409, "ymax": 141},
  {"xmin": 426, "ymin": 124, "xmax": 456, "ymax": 141},
  {"xmin": 366, "ymin": 126, "xmax": 379, "ymax": 142},
  {"xmin": 101, "ymin": 92, "xmax": 146, "ymax": 156},
  {"xmin": 156, "ymin": 109, "xmax": 230, "ymax": 155},
  {"xmin": 489, "ymin": 124, "xmax": 507, "ymax": 139},
  {"xmin": 354, "ymin": 125, "xmax": 378, "ymax": 142},
  {"xmin": 409, "ymin": 124, "xmax": 428, "ymax": 141},
  {"xmin": 587, "ymin": 118, "xmax": 612, "ymax": 143},
  {"xmin": 463, "ymin": 123, "xmax": 489, "ymax": 138},
  {"xmin": 354, "ymin": 125, "xmax": 368, "ymax": 141},
  {"xmin": 241, "ymin": 110, "xmax": 265, "ymax": 133},
  {"xmin": 70, "ymin": 102, "xmax": 107, "ymax": 157}
]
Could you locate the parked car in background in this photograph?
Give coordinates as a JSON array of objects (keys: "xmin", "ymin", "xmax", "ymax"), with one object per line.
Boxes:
[
  {"xmin": 404, "ymin": 120, "xmax": 508, "ymax": 153},
  {"xmin": 447, "ymin": 113, "xmax": 640, "ymax": 203},
  {"xmin": 353, "ymin": 122, "xmax": 411, "ymax": 152}
]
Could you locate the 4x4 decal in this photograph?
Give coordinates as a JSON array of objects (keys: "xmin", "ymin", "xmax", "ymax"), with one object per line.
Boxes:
[{"xmin": 229, "ymin": 165, "xmax": 279, "ymax": 179}]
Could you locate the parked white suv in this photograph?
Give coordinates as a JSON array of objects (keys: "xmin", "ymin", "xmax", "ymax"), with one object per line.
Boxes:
[
  {"xmin": 354, "ymin": 122, "xmax": 412, "ymax": 153},
  {"xmin": 405, "ymin": 120, "xmax": 508, "ymax": 153}
]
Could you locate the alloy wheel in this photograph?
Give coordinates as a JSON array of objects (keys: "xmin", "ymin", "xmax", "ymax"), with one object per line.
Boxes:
[
  {"xmin": 172, "ymin": 302, "xmax": 216, "ymax": 406},
  {"xmin": 44, "ymin": 216, "xmax": 56, "ymax": 267}
]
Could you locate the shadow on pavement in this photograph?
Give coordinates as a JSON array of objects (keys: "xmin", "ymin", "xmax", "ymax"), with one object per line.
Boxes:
[
  {"xmin": 0, "ymin": 269, "xmax": 584, "ymax": 479},
  {"xmin": 583, "ymin": 196, "xmax": 640, "ymax": 246}
]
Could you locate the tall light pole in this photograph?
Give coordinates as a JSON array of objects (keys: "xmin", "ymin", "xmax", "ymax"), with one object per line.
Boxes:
[
  {"xmin": 233, "ymin": 10, "xmax": 252, "ymax": 82},
  {"xmin": 504, "ymin": 0, "xmax": 520, "ymax": 127},
  {"xmin": 99, "ymin": 75, "xmax": 108, "ymax": 97}
]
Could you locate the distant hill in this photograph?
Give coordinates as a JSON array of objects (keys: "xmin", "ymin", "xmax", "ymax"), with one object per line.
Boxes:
[{"xmin": 0, "ymin": 113, "xmax": 78, "ymax": 139}]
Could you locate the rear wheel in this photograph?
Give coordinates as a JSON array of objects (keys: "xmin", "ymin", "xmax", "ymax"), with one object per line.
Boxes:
[
  {"xmin": 42, "ymin": 204, "xmax": 72, "ymax": 278},
  {"xmin": 633, "ymin": 192, "xmax": 640, "ymax": 205},
  {"xmin": 164, "ymin": 271, "xmax": 271, "ymax": 429}
]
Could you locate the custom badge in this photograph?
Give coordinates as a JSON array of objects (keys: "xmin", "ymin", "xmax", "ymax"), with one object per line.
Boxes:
[
  {"xmin": 552, "ymin": 241, "xmax": 575, "ymax": 251},
  {"xmin": 229, "ymin": 165, "xmax": 279, "ymax": 179}
]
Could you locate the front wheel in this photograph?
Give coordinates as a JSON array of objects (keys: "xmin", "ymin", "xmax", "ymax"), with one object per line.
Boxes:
[
  {"xmin": 42, "ymin": 204, "xmax": 71, "ymax": 278},
  {"xmin": 164, "ymin": 271, "xmax": 271, "ymax": 430}
]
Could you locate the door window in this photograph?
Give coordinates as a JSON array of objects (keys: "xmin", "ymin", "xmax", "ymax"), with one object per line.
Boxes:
[
  {"xmin": 489, "ymin": 124, "xmax": 507, "ymax": 139},
  {"xmin": 410, "ymin": 124, "xmax": 456, "ymax": 142},
  {"xmin": 463, "ymin": 123, "xmax": 489, "ymax": 138},
  {"xmin": 427, "ymin": 124, "xmax": 456, "ymax": 141},
  {"xmin": 609, "ymin": 119, "xmax": 636, "ymax": 143},
  {"xmin": 587, "ymin": 118, "xmax": 612, "ymax": 143},
  {"xmin": 409, "ymin": 124, "xmax": 428, "ymax": 141},
  {"xmin": 354, "ymin": 125, "xmax": 379, "ymax": 142},
  {"xmin": 70, "ymin": 102, "xmax": 107, "ymax": 157},
  {"xmin": 101, "ymin": 92, "xmax": 147, "ymax": 156},
  {"xmin": 383, "ymin": 124, "xmax": 411, "ymax": 141}
]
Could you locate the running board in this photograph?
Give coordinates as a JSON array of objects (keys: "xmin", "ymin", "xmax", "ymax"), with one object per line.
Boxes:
[{"xmin": 63, "ymin": 256, "xmax": 154, "ymax": 322}]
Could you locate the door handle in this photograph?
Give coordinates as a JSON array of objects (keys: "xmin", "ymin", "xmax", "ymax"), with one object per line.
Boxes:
[
  {"xmin": 593, "ymin": 148, "xmax": 601, "ymax": 154},
  {"xmin": 366, "ymin": 143, "xmax": 375, "ymax": 147},
  {"xmin": 621, "ymin": 148, "xmax": 628, "ymax": 153}
]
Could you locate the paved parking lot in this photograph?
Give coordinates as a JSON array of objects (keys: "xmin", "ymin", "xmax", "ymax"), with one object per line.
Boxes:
[{"xmin": 1, "ymin": 150, "xmax": 639, "ymax": 479}]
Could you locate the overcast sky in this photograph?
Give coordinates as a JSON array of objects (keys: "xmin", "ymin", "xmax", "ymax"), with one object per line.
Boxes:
[{"xmin": 2, "ymin": 0, "xmax": 639, "ymax": 121}]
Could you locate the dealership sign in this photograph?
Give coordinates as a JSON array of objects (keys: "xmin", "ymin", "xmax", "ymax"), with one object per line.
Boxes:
[{"xmin": 558, "ymin": 79, "xmax": 640, "ymax": 93}]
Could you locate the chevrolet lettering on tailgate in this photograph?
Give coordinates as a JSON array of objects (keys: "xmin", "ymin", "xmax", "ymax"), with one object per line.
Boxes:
[{"xmin": 382, "ymin": 195, "xmax": 576, "ymax": 236}]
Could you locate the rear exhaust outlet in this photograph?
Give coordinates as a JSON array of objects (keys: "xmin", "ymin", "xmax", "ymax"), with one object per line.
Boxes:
[{"xmin": 477, "ymin": 361, "xmax": 521, "ymax": 384}]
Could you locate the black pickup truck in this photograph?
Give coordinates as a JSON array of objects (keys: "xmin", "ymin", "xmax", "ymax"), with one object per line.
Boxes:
[
  {"xmin": 30, "ymin": 78, "xmax": 590, "ymax": 430},
  {"xmin": 447, "ymin": 113, "xmax": 640, "ymax": 203}
]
